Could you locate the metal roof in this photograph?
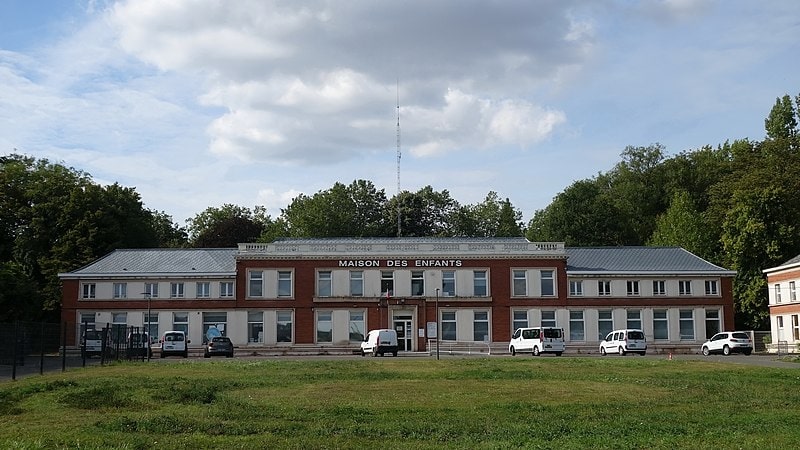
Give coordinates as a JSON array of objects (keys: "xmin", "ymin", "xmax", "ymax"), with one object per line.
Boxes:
[
  {"xmin": 60, "ymin": 248, "xmax": 237, "ymax": 278},
  {"xmin": 565, "ymin": 247, "xmax": 735, "ymax": 275},
  {"xmin": 763, "ymin": 253, "xmax": 800, "ymax": 274}
]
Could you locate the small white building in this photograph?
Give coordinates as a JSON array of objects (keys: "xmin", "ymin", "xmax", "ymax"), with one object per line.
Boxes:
[{"xmin": 764, "ymin": 253, "xmax": 800, "ymax": 352}]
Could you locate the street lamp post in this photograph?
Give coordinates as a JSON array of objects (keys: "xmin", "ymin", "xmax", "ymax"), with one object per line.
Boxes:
[
  {"xmin": 142, "ymin": 292, "xmax": 152, "ymax": 361},
  {"xmin": 435, "ymin": 288, "xmax": 440, "ymax": 360}
]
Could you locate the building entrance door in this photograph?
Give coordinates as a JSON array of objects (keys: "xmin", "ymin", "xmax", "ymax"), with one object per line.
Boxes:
[{"xmin": 393, "ymin": 314, "xmax": 413, "ymax": 352}]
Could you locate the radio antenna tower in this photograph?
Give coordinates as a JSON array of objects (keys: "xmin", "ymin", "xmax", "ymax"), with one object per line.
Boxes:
[{"xmin": 396, "ymin": 79, "xmax": 402, "ymax": 237}]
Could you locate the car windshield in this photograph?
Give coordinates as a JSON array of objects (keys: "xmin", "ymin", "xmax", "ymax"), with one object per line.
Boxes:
[
  {"xmin": 628, "ymin": 331, "xmax": 645, "ymax": 340},
  {"xmin": 731, "ymin": 332, "xmax": 750, "ymax": 339}
]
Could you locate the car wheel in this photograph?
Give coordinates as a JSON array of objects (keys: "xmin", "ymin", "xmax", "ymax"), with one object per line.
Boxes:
[
  {"xmin": 373, "ymin": 348, "xmax": 379, "ymax": 357},
  {"xmin": 226, "ymin": 352, "xmax": 233, "ymax": 358},
  {"xmin": 555, "ymin": 352, "xmax": 562, "ymax": 357},
  {"xmin": 204, "ymin": 352, "xmax": 210, "ymax": 358},
  {"xmin": 510, "ymin": 346, "xmax": 516, "ymax": 356},
  {"xmin": 639, "ymin": 352, "xmax": 646, "ymax": 356},
  {"xmin": 618, "ymin": 346, "xmax": 626, "ymax": 356},
  {"xmin": 532, "ymin": 346, "xmax": 540, "ymax": 356},
  {"xmin": 183, "ymin": 350, "xmax": 189, "ymax": 358},
  {"xmin": 600, "ymin": 347, "xmax": 606, "ymax": 356},
  {"xmin": 722, "ymin": 345, "xmax": 731, "ymax": 356},
  {"xmin": 361, "ymin": 350, "xmax": 366, "ymax": 357},
  {"xmin": 160, "ymin": 352, "xmax": 165, "ymax": 359},
  {"xmin": 393, "ymin": 351, "xmax": 398, "ymax": 357},
  {"xmin": 744, "ymin": 350, "xmax": 752, "ymax": 356},
  {"xmin": 702, "ymin": 346, "xmax": 710, "ymax": 356}
]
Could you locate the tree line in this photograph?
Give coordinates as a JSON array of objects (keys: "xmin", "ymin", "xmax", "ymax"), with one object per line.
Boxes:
[{"xmin": 2, "ymin": 92, "xmax": 799, "ymax": 328}]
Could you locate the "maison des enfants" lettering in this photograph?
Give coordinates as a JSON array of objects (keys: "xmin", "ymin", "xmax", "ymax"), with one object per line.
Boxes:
[{"xmin": 338, "ymin": 259, "xmax": 463, "ymax": 268}]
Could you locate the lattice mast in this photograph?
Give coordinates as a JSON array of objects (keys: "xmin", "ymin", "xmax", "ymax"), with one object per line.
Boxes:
[{"xmin": 396, "ymin": 79, "xmax": 402, "ymax": 237}]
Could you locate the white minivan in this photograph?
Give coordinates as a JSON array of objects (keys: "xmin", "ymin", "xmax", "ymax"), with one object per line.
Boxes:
[
  {"xmin": 160, "ymin": 330, "xmax": 190, "ymax": 358},
  {"xmin": 361, "ymin": 329, "xmax": 399, "ymax": 357},
  {"xmin": 509, "ymin": 327, "xmax": 565, "ymax": 356},
  {"xmin": 599, "ymin": 329, "xmax": 647, "ymax": 356}
]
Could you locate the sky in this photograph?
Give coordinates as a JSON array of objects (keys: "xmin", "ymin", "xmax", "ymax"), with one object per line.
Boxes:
[{"xmin": 1, "ymin": 0, "xmax": 798, "ymax": 226}]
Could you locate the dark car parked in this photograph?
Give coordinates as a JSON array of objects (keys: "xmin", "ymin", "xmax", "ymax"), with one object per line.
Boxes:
[{"xmin": 204, "ymin": 336, "xmax": 234, "ymax": 358}]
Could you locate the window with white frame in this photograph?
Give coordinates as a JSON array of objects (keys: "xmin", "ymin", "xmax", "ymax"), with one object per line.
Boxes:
[
  {"xmin": 569, "ymin": 310, "xmax": 585, "ymax": 341},
  {"xmin": 113, "ymin": 283, "xmax": 127, "ymax": 299},
  {"xmin": 653, "ymin": 309, "xmax": 668, "ymax": 340},
  {"xmin": 278, "ymin": 271, "xmax": 292, "ymax": 297},
  {"xmin": 442, "ymin": 270, "xmax": 456, "ymax": 296},
  {"xmin": 316, "ymin": 311, "xmax": 332, "ymax": 343},
  {"xmin": 143, "ymin": 312, "xmax": 158, "ymax": 341},
  {"xmin": 380, "ymin": 271, "xmax": 394, "ymax": 297},
  {"xmin": 82, "ymin": 283, "xmax": 96, "ymax": 299},
  {"xmin": 540, "ymin": 270, "xmax": 555, "ymax": 296},
  {"xmin": 512, "ymin": 270, "xmax": 527, "ymax": 296},
  {"xmin": 775, "ymin": 284, "xmax": 782, "ymax": 303},
  {"xmin": 441, "ymin": 311, "xmax": 457, "ymax": 341},
  {"xmin": 704, "ymin": 280, "xmax": 718, "ymax": 296},
  {"xmin": 541, "ymin": 310, "xmax": 556, "ymax": 328},
  {"xmin": 172, "ymin": 312, "xmax": 188, "ymax": 335},
  {"xmin": 111, "ymin": 313, "xmax": 127, "ymax": 344},
  {"xmin": 598, "ymin": 281, "xmax": 611, "ymax": 296},
  {"xmin": 473, "ymin": 270, "xmax": 487, "ymax": 297},
  {"xmin": 220, "ymin": 281, "xmax": 234, "ymax": 298},
  {"xmin": 705, "ymin": 309, "xmax": 721, "ymax": 338},
  {"xmin": 411, "ymin": 271, "xmax": 425, "ymax": 296},
  {"xmin": 569, "ymin": 280, "xmax": 583, "ymax": 297},
  {"xmin": 203, "ymin": 312, "xmax": 227, "ymax": 343},
  {"xmin": 350, "ymin": 271, "xmax": 363, "ymax": 296},
  {"xmin": 196, "ymin": 282, "xmax": 211, "ymax": 298},
  {"xmin": 248, "ymin": 311, "xmax": 264, "ymax": 343},
  {"xmin": 793, "ymin": 315, "xmax": 799, "ymax": 341},
  {"xmin": 317, "ymin": 271, "xmax": 332, "ymax": 297},
  {"xmin": 512, "ymin": 310, "xmax": 528, "ymax": 332},
  {"xmin": 144, "ymin": 282, "xmax": 158, "ymax": 298},
  {"xmin": 277, "ymin": 311, "xmax": 293, "ymax": 343},
  {"xmin": 79, "ymin": 312, "xmax": 95, "ymax": 330},
  {"xmin": 679, "ymin": 310, "xmax": 694, "ymax": 340},
  {"xmin": 171, "ymin": 282, "xmax": 185, "ymax": 298},
  {"xmin": 626, "ymin": 310, "xmax": 641, "ymax": 329},
  {"xmin": 653, "ymin": 280, "xmax": 666, "ymax": 296},
  {"xmin": 473, "ymin": 311, "xmax": 489, "ymax": 342},
  {"xmin": 349, "ymin": 311, "xmax": 365, "ymax": 342},
  {"xmin": 790, "ymin": 281, "xmax": 797, "ymax": 302},
  {"xmin": 679, "ymin": 280, "xmax": 692, "ymax": 296},
  {"xmin": 598, "ymin": 310, "xmax": 613, "ymax": 340},
  {"xmin": 249, "ymin": 271, "xmax": 263, "ymax": 297},
  {"xmin": 626, "ymin": 281, "xmax": 640, "ymax": 296}
]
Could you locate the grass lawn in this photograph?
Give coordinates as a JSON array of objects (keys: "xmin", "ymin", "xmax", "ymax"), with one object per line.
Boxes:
[{"xmin": 1, "ymin": 357, "xmax": 799, "ymax": 449}]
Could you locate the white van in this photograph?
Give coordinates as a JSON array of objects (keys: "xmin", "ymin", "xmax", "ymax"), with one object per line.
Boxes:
[
  {"xmin": 599, "ymin": 329, "xmax": 647, "ymax": 356},
  {"xmin": 509, "ymin": 327, "xmax": 565, "ymax": 356},
  {"xmin": 81, "ymin": 329, "xmax": 114, "ymax": 358},
  {"xmin": 160, "ymin": 330, "xmax": 190, "ymax": 358},
  {"xmin": 361, "ymin": 329, "xmax": 399, "ymax": 357}
]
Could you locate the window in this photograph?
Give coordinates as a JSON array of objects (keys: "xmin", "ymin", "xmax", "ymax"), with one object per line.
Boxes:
[
  {"xmin": 794, "ymin": 315, "xmax": 800, "ymax": 341},
  {"xmin": 202, "ymin": 312, "xmax": 227, "ymax": 343},
  {"xmin": 704, "ymin": 280, "xmax": 718, "ymax": 295},
  {"xmin": 82, "ymin": 283, "xmax": 96, "ymax": 299},
  {"xmin": 113, "ymin": 283, "xmax": 127, "ymax": 299},
  {"xmin": 540, "ymin": 270, "xmax": 555, "ymax": 296},
  {"xmin": 791, "ymin": 281, "xmax": 797, "ymax": 302},
  {"xmin": 441, "ymin": 311, "xmax": 457, "ymax": 341},
  {"xmin": 541, "ymin": 310, "xmax": 556, "ymax": 328},
  {"xmin": 653, "ymin": 280, "xmax": 666, "ymax": 296},
  {"xmin": 512, "ymin": 310, "xmax": 528, "ymax": 332},
  {"xmin": 349, "ymin": 311, "xmax": 365, "ymax": 342},
  {"xmin": 679, "ymin": 310, "xmax": 694, "ymax": 340},
  {"xmin": 79, "ymin": 312, "xmax": 96, "ymax": 330},
  {"xmin": 512, "ymin": 270, "xmax": 527, "ymax": 296},
  {"xmin": 317, "ymin": 271, "xmax": 332, "ymax": 297},
  {"xmin": 598, "ymin": 310, "xmax": 613, "ymax": 340},
  {"xmin": 653, "ymin": 309, "xmax": 668, "ymax": 340},
  {"xmin": 196, "ymin": 282, "xmax": 211, "ymax": 298},
  {"xmin": 144, "ymin": 282, "xmax": 158, "ymax": 298},
  {"xmin": 172, "ymin": 312, "xmax": 188, "ymax": 335},
  {"xmin": 317, "ymin": 311, "xmax": 332, "ymax": 343},
  {"xmin": 143, "ymin": 312, "xmax": 158, "ymax": 342},
  {"xmin": 381, "ymin": 271, "xmax": 394, "ymax": 297},
  {"xmin": 775, "ymin": 284, "xmax": 782, "ymax": 303},
  {"xmin": 249, "ymin": 271, "xmax": 263, "ymax": 297},
  {"xmin": 626, "ymin": 281, "xmax": 640, "ymax": 296},
  {"xmin": 248, "ymin": 311, "xmax": 264, "ymax": 343},
  {"xmin": 626, "ymin": 310, "xmax": 641, "ymax": 330},
  {"xmin": 220, "ymin": 281, "xmax": 234, "ymax": 298},
  {"xmin": 278, "ymin": 271, "xmax": 292, "ymax": 297},
  {"xmin": 569, "ymin": 280, "xmax": 583, "ymax": 296},
  {"xmin": 473, "ymin": 311, "xmax": 489, "ymax": 342},
  {"xmin": 679, "ymin": 280, "xmax": 692, "ymax": 296},
  {"xmin": 598, "ymin": 281, "xmax": 611, "ymax": 296},
  {"xmin": 171, "ymin": 282, "xmax": 185, "ymax": 298},
  {"xmin": 111, "ymin": 313, "xmax": 127, "ymax": 344},
  {"xmin": 277, "ymin": 311, "xmax": 293, "ymax": 343},
  {"xmin": 473, "ymin": 270, "xmax": 487, "ymax": 297},
  {"xmin": 350, "ymin": 271, "xmax": 363, "ymax": 297},
  {"xmin": 705, "ymin": 310, "xmax": 721, "ymax": 338},
  {"xmin": 411, "ymin": 271, "xmax": 425, "ymax": 296},
  {"xmin": 442, "ymin": 271, "xmax": 456, "ymax": 296},
  {"xmin": 569, "ymin": 310, "xmax": 585, "ymax": 341}
]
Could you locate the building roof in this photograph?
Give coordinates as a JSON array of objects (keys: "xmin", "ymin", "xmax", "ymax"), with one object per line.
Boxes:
[
  {"xmin": 763, "ymin": 253, "xmax": 800, "ymax": 275},
  {"xmin": 565, "ymin": 247, "xmax": 736, "ymax": 276},
  {"xmin": 59, "ymin": 248, "xmax": 237, "ymax": 279}
]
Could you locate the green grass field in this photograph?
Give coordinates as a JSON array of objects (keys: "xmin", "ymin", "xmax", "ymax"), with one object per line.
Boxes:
[{"xmin": 1, "ymin": 357, "xmax": 799, "ymax": 449}]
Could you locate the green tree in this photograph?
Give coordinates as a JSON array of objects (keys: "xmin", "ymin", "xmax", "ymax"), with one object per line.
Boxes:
[
  {"xmin": 386, "ymin": 186, "xmax": 460, "ymax": 237},
  {"xmin": 453, "ymin": 192, "xmax": 523, "ymax": 237},
  {"xmin": 647, "ymin": 190, "xmax": 712, "ymax": 256},
  {"xmin": 764, "ymin": 94, "xmax": 798, "ymax": 140}
]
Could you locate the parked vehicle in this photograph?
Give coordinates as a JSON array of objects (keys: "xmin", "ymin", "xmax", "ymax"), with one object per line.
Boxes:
[
  {"xmin": 701, "ymin": 332, "xmax": 752, "ymax": 356},
  {"xmin": 160, "ymin": 330, "xmax": 190, "ymax": 358},
  {"xmin": 126, "ymin": 332, "xmax": 151, "ymax": 358},
  {"xmin": 599, "ymin": 329, "xmax": 647, "ymax": 356},
  {"xmin": 509, "ymin": 327, "xmax": 565, "ymax": 356},
  {"xmin": 81, "ymin": 329, "xmax": 114, "ymax": 358},
  {"xmin": 204, "ymin": 336, "xmax": 234, "ymax": 358},
  {"xmin": 361, "ymin": 329, "xmax": 399, "ymax": 357}
]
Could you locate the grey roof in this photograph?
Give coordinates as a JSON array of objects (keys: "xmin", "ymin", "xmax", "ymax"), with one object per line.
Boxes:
[
  {"xmin": 764, "ymin": 253, "xmax": 800, "ymax": 274},
  {"xmin": 60, "ymin": 248, "xmax": 237, "ymax": 278},
  {"xmin": 565, "ymin": 247, "xmax": 735, "ymax": 275},
  {"xmin": 782, "ymin": 254, "xmax": 800, "ymax": 266}
]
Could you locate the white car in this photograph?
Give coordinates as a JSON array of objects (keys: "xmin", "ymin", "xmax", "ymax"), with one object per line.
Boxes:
[
  {"xmin": 509, "ymin": 327, "xmax": 565, "ymax": 356},
  {"xmin": 361, "ymin": 329, "xmax": 398, "ymax": 357},
  {"xmin": 599, "ymin": 329, "xmax": 647, "ymax": 356},
  {"xmin": 160, "ymin": 330, "xmax": 190, "ymax": 358},
  {"xmin": 701, "ymin": 332, "xmax": 752, "ymax": 356}
]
